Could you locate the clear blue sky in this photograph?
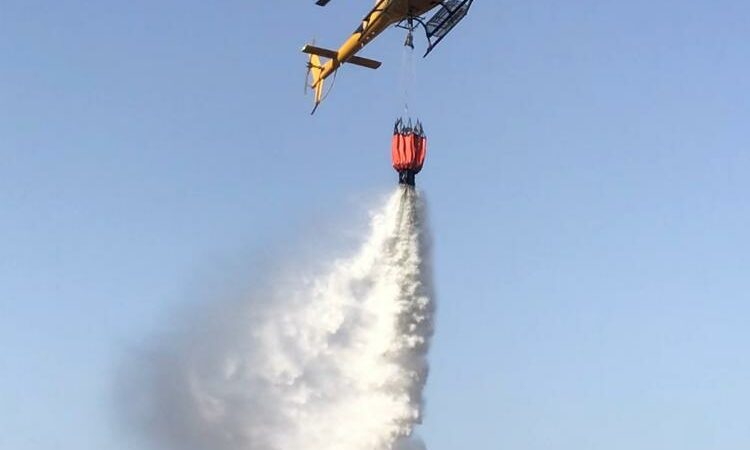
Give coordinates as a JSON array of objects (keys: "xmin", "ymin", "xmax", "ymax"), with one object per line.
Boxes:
[{"xmin": 2, "ymin": 1, "xmax": 750, "ymax": 449}]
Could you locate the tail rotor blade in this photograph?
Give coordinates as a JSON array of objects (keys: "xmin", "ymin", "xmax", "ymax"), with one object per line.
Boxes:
[{"xmin": 304, "ymin": 65, "xmax": 311, "ymax": 95}]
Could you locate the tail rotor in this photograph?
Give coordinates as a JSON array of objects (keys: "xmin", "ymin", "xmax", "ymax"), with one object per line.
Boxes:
[
  {"xmin": 304, "ymin": 51, "xmax": 325, "ymax": 114},
  {"xmin": 304, "ymin": 38, "xmax": 316, "ymax": 95}
]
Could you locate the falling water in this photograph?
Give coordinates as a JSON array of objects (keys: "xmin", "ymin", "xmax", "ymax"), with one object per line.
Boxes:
[{"xmin": 121, "ymin": 186, "xmax": 434, "ymax": 450}]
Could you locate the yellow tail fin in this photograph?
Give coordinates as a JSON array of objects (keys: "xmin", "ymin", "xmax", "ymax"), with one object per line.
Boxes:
[{"xmin": 308, "ymin": 54, "xmax": 325, "ymax": 114}]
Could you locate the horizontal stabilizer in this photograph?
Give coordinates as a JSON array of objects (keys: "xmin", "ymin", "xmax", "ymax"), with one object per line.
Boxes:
[
  {"xmin": 346, "ymin": 55, "xmax": 382, "ymax": 69},
  {"xmin": 302, "ymin": 44, "xmax": 338, "ymax": 60},
  {"xmin": 302, "ymin": 44, "xmax": 382, "ymax": 69},
  {"xmin": 316, "ymin": 0, "xmax": 331, "ymax": 5}
]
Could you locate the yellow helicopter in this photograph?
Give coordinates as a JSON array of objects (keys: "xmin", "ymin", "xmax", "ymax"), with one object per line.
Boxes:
[{"xmin": 303, "ymin": 0, "xmax": 475, "ymax": 113}]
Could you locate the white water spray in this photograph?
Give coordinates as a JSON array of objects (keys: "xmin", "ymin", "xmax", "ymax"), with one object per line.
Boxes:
[{"xmin": 121, "ymin": 187, "xmax": 434, "ymax": 450}]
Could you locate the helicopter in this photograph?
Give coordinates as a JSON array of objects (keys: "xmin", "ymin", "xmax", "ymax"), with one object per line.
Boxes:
[{"xmin": 303, "ymin": 0, "xmax": 474, "ymax": 113}]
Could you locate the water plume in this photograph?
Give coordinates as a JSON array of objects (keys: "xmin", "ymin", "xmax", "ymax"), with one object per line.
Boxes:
[{"xmin": 120, "ymin": 186, "xmax": 434, "ymax": 450}]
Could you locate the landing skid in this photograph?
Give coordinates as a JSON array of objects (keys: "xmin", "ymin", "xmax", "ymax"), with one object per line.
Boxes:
[{"xmin": 396, "ymin": 0, "xmax": 475, "ymax": 57}]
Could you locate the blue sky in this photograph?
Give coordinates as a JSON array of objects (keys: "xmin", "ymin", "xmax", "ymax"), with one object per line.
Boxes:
[{"xmin": 2, "ymin": 1, "xmax": 750, "ymax": 449}]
